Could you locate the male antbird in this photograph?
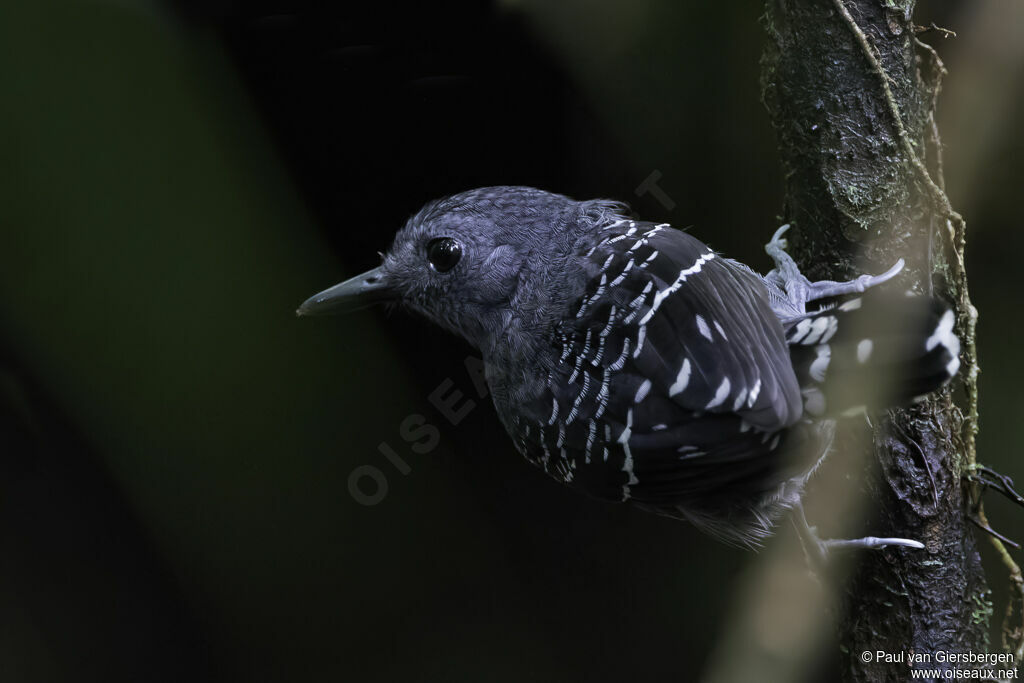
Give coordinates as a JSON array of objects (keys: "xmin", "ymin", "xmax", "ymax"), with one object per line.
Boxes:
[{"xmin": 298, "ymin": 187, "xmax": 960, "ymax": 549}]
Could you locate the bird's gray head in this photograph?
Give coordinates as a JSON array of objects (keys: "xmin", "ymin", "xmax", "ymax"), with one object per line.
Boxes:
[{"xmin": 297, "ymin": 186, "xmax": 629, "ymax": 355}]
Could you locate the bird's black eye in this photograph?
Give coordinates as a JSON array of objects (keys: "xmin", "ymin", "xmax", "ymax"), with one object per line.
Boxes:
[{"xmin": 426, "ymin": 237, "xmax": 462, "ymax": 273}]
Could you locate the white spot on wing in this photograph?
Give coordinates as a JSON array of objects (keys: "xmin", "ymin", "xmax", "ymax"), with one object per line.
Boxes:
[
  {"xmin": 747, "ymin": 379, "xmax": 761, "ymax": 407},
  {"xmin": 634, "ymin": 379, "xmax": 652, "ymax": 404},
  {"xmin": 633, "ymin": 326, "xmax": 647, "ymax": 358},
  {"xmin": 669, "ymin": 359, "xmax": 692, "ymax": 397},
  {"xmin": 789, "ymin": 318, "xmax": 813, "ymax": 343},
  {"xmin": 732, "ymin": 387, "xmax": 748, "ymax": 411},
  {"xmin": 696, "ymin": 315, "xmax": 713, "ymax": 341},
  {"xmin": 705, "ymin": 377, "xmax": 731, "ymax": 409},
  {"xmin": 819, "ymin": 316, "xmax": 839, "ymax": 343}
]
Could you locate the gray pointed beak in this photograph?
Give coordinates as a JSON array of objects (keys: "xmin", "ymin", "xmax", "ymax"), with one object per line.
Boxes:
[{"xmin": 296, "ymin": 266, "xmax": 395, "ymax": 316}]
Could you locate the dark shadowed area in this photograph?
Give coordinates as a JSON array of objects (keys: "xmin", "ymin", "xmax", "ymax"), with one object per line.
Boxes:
[{"xmin": 1, "ymin": 0, "xmax": 1021, "ymax": 680}]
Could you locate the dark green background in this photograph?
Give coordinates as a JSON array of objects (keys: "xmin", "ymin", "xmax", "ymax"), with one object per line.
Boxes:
[{"xmin": 2, "ymin": 1, "xmax": 1021, "ymax": 680}]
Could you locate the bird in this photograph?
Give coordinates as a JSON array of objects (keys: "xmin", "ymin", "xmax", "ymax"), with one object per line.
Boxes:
[{"xmin": 297, "ymin": 186, "xmax": 960, "ymax": 550}]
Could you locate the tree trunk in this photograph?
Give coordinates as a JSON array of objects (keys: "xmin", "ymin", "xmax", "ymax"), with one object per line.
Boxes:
[{"xmin": 761, "ymin": 0, "xmax": 992, "ymax": 680}]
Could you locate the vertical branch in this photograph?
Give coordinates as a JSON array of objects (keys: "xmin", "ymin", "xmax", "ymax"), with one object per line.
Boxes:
[{"xmin": 761, "ymin": 0, "xmax": 991, "ymax": 678}]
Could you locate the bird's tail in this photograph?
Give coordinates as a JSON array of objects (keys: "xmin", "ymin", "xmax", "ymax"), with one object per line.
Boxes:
[{"xmin": 786, "ymin": 292, "xmax": 960, "ymax": 417}]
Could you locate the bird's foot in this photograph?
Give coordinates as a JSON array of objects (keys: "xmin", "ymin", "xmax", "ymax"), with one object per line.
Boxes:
[
  {"xmin": 793, "ymin": 503, "xmax": 924, "ymax": 566},
  {"xmin": 764, "ymin": 224, "xmax": 905, "ymax": 318}
]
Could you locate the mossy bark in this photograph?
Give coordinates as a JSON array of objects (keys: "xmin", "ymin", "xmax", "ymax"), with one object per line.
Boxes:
[{"xmin": 761, "ymin": 0, "xmax": 989, "ymax": 680}]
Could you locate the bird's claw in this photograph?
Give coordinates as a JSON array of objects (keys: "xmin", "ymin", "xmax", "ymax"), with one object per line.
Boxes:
[{"xmin": 769, "ymin": 223, "xmax": 791, "ymax": 247}]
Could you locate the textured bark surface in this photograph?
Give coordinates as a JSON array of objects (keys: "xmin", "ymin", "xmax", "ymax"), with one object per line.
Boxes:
[{"xmin": 761, "ymin": 0, "xmax": 990, "ymax": 680}]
